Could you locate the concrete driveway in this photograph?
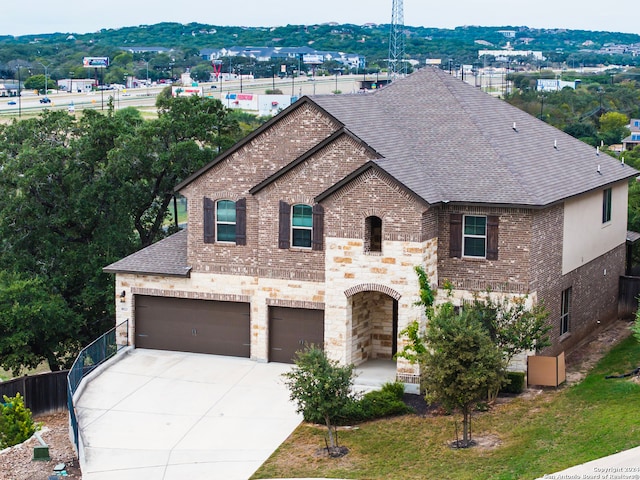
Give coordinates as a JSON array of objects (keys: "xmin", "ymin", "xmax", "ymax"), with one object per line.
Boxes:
[{"xmin": 74, "ymin": 349, "xmax": 302, "ymax": 480}]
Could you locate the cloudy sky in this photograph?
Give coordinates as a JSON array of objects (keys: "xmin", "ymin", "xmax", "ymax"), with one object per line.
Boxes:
[{"xmin": 2, "ymin": 0, "xmax": 637, "ymax": 37}]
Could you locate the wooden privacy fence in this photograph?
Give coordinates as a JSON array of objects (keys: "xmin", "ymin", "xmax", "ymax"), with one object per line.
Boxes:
[
  {"xmin": 619, "ymin": 275, "xmax": 640, "ymax": 318},
  {"xmin": 0, "ymin": 370, "xmax": 69, "ymax": 415},
  {"xmin": 527, "ymin": 352, "xmax": 566, "ymax": 387}
]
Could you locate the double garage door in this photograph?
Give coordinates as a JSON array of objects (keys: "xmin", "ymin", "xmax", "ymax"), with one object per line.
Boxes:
[
  {"xmin": 135, "ymin": 296, "xmax": 251, "ymax": 357},
  {"xmin": 134, "ymin": 296, "xmax": 324, "ymax": 363}
]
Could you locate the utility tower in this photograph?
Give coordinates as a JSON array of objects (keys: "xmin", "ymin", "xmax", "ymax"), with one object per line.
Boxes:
[{"xmin": 388, "ymin": 0, "xmax": 406, "ymax": 79}]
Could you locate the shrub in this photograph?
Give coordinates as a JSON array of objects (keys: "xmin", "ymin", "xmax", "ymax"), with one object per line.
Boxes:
[
  {"xmin": 336, "ymin": 382, "xmax": 412, "ymax": 424},
  {"xmin": 500, "ymin": 371, "xmax": 526, "ymax": 395},
  {"xmin": 0, "ymin": 393, "xmax": 36, "ymax": 448}
]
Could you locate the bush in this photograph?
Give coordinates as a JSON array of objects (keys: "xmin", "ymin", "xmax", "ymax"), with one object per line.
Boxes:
[
  {"xmin": 335, "ymin": 382, "xmax": 412, "ymax": 424},
  {"xmin": 0, "ymin": 393, "xmax": 36, "ymax": 448},
  {"xmin": 500, "ymin": 371, "xmax": 526, "ymax": 395}
]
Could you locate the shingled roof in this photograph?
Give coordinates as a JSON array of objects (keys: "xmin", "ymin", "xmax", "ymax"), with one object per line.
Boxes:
[
  {"xmin": 103, "ymin": 229, "xmax": 190, "ymax": 277},
  {"xmin": 311, "ymin": 67, "xmax": 638, "ymax": 207}
]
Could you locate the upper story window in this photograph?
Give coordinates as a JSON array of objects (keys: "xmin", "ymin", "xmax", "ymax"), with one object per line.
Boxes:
[
  {"xmin": 449, "ymin": 213, "xmax": 499, "ymax": 260},
  {"xmin": 463, "ymin": 215, "xmax": 487, "ymax": 257},
  {"xmin": 203, "ymin": 197, "xmax": 246, "ymax": 245},
  {"xmin": 278, "ymin": 200, "xmax": 324, "ymax": 251},
  {"xmin": 292, "ymin": 204, "xmax": 313, "ymax": 248},
  {"xmin": 365, "ymin": 216, "xmax": 383, "ymax": 253},
  {"xmin": 631, "ymin": 133, "xmax": 640, "ymax": 141},
  {"xmin": 216, "ymin": 200, "xmax": 236, "ymax": 242},
  {"xmin": 602, "ymin": 188, "xmax": 612, "ymax": 224}
]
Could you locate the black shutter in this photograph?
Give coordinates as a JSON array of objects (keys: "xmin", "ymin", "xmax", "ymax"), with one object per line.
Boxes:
[
  {"xmin": 203, "ymin": 197, "xmax": 215, "ymax": 244},
  {"xmin": 312, "ymin": 204, "xmax": 324, "ymax": 251},
  {"xmin": 450, "ymin": 213, "xmax": 462, "ymax": 258},
  {"xmin": 235, "ymin": 198, "xmax": 247, "ymax": 246},
  {"xmin": 278, "ymin": 200, "xmax": 290, "ymax": 249},
  {"xmin": 487, "ymin": 215, "xmax": 499, "ymax": 260}
]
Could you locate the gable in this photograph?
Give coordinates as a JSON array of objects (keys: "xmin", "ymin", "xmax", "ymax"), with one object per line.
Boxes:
[
  {"xmin": 176, "ymin": 99, "xmax": 341, "ymax": 196},
  {"xmin": 318, "ymin": 165, "xmax": 429, "ymax": 243}
]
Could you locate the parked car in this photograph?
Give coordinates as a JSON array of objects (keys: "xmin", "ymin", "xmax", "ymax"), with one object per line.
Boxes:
[
  {"xmin": 7, "ymin": 100, "xmax": 16, "ymax": 105},
  {"xmin": 40, "ymin": 97, "xmax": 51, "ymax": 104}
]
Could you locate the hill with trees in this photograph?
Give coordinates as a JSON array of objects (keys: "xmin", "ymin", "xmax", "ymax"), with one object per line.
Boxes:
[{"xmin": 1, "ymin": 23, "xmax": 639, "ymax": 87}]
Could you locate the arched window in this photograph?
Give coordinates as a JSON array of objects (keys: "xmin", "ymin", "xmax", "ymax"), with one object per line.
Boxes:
[
  {"xmin": 365, "ymin": 216, "xmax": 382, "ymax": 253},
  {"xmin": 291, "ymin": 204, "xmax": 313, "ymax": 248},
  {"xmin": 216, "ymin": 199, "xmax": 236, "ymax": 242}
]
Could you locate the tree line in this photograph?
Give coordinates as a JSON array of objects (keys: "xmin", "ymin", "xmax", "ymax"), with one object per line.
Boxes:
[{"xmin": 2, "ymin": 22, "xmax": 640, "ymax": 92}]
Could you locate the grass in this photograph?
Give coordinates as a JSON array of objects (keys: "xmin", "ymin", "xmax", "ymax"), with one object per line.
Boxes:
[{"xmin": 252, "ymin": 336, "xmax": 640, "ymax": 480}]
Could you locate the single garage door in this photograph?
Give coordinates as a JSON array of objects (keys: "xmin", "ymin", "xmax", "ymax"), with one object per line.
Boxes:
[
  {"xmin": 135, "ymin": 295, "xmax": 251, "ymax": 357},
  {"xmin": 269, "ymin": 306, "xmax": 324, "ymax": 363}
]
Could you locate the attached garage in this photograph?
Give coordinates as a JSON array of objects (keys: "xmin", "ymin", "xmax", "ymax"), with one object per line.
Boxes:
[
  {"xmin": 135, "ymin": 295, "xmax": 251, "ymax": 357},
  {"xmin": 268, "ymin": 306, "xmax": 324, "ymax": 363}
]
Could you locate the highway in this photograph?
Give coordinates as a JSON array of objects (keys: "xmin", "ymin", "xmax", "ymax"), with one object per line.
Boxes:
[{"xmin": 0, "ymin": 74, "xmax": 370, "ymax": 119}]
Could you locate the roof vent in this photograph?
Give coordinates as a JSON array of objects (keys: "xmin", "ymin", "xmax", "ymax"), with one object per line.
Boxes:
[
  {"xmin": 554, "ymin": 140, "xmax": 558, "ymax": 149},
  {"xmin": 597, "ymin": 164, "xmax": 601, "ymax": 174},
  {"xmin": 596, "ymin": 146, "xmax": 600, "ymax": 156},
  {"xmin": 512, "ymin": 122, "xmax": 517, "ymax": 132}
]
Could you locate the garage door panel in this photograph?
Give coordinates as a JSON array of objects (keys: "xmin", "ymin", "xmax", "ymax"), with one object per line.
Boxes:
[
  {"xmin": 135, "ymin": 296, "xmax": 250, "ymax": 357},
  {"xmin": 269, "ymin": 307, "xmax": 324, "ymax": 364}
]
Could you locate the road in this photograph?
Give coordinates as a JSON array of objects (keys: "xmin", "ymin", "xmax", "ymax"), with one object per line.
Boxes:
[{"xmin": 0, "ymin": 74, "xmax": 369, "ymax": 119}]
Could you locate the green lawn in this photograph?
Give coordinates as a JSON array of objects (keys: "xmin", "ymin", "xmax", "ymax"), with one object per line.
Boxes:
[{"xmin": 253, "ymin": 336, "xmax": 640, "ymax": 480}]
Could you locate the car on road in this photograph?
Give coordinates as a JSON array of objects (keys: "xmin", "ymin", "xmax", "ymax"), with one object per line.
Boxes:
[
  {"xmin": 40, "ymin": 97, "xmax": 51, "ymax": 104},
  {"xmin": 7, "ymin": 100, "xmax": 16, "ymax": 105}
]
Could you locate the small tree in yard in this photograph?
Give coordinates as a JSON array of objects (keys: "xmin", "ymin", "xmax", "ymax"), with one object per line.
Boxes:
[
  {"xmin": 421, "ymin": 303, "xmax": 504, "ymax": 447},
  {"xmin": 282, "ymin": 346, "xmax": 356, "ymax": 455}
]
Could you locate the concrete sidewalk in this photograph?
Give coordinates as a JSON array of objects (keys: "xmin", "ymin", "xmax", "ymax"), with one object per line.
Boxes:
[
  {"xmin": 74, "ymin": 349, "xmax": 302, "ymax": 480},
  {"xmin": 536, "ymin": 446, "xmax": 640, "ymax": 479}
]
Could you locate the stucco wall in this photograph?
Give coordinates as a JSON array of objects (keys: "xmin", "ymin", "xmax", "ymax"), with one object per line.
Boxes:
[{"xmin": 563, "ymin": 182, "xmax": 628, "ymax": 275}]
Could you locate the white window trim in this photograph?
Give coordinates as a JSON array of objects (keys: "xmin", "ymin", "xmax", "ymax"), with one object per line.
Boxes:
[
  {"xmin": 462, "ymin": 214, "xmax": 487, "ymax": 259},
  {"xmin": 291, "ymin": 204, "xmax": 312, "ymax": 249},
  {"xmin": 215, "ymin": 199, "xmax": 236, "ymax": 243}
]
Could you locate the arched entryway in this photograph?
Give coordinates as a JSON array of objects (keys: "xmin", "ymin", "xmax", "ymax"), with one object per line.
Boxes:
[{"xmin": 345, "ymin": 284, "xmax": 400, "ymax": 366}]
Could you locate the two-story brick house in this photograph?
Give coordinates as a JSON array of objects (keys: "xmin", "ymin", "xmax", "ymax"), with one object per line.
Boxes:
[{"xmin": 105, "ymin": 67, "xmax": 637, "ymax": 379}]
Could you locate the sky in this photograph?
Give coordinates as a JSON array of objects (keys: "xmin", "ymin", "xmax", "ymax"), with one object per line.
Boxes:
[{"xmin": 1, "ymin": 0, "xmax": 637, "ymax": 37}]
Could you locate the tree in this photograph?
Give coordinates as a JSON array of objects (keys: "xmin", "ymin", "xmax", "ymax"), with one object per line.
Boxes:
[
  {"xmin": 282, "ymin": 346, "xmax": 356, "ymax": 453},
  {"xmin": 0, "ymin": 109, "xmax": 138, "ymax": 350},
  {"xmin": 469, "ymin": 293, "xmax": 551, "ymax": 365},
  {"xmin": 598, "ymin": 111, "xmax": 630, "ymax": 145},
  {"xmin": 0, "ymin": 271, "xmax": 80, "ymax": 373},
  {"xmin": 107, "ymin": 95, "xmax": 241, "ymax": 247},
  {"xmin": 24, "ymin": 74, "xmax": 47, "ymax": 93},
  {"xmin": 420, "ymin": 303, "xmax": 503, "ymax": 446}
]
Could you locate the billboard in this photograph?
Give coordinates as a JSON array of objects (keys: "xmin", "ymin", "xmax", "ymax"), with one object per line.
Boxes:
[
  {"xmin": 83, "ymin": 57, "xmax": 109, "ymax": 68},
  {"xmin": 172, "ymin": 86, "xmax": 204, "ymax": 97}
]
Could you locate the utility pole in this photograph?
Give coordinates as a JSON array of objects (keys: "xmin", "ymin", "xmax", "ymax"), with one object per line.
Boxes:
[{"xmin": 388, "ymin": 0, "xmax": 406, "ymax": 80}]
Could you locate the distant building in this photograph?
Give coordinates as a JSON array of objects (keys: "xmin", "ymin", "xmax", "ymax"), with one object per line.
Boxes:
[
  {"xmin": 537, "ymin": 79, "xmax": 579, "ymax": 91},
  {"xmin": 622, "ymin": 119, "xmax": 640, "ymax": 151},
  {"xmin": 479, "ymin": 48, "xmax": 544, "ymax": 61}
]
